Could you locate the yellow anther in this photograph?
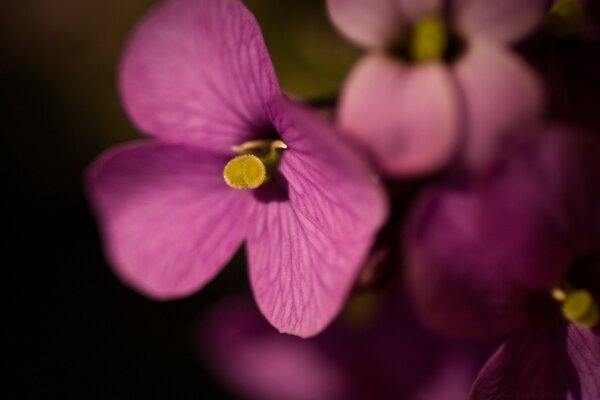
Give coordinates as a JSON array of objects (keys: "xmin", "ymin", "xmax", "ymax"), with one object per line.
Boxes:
[
  {"xmin": 410, "ymin": 16, "xmax": 447, "ymax": 62},
  {"xmin": 223, "ymin": 154, "xmax": 267, "ymax": 190},
  {"xmin": 561, "ymin": 289, "xmax": 599, "ymax": 328},
  {"xmin": 544, "ymin": 0, "xmax": 584, "ymax": 37}
]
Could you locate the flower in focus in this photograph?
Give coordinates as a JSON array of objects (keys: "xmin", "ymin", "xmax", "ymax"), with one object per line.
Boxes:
[
  {"xmin": 327, "ymin": 0, "xmax": 546, "ymax": 175},
  {"xmin": 405, "ymin": 127, "xmax": 600, "ymax": 398},
  {"xmin": 199, "ymin": 291, "xmax": 490, "ymax": 400},
  {"xmin": 86, "ymin": 0, "xmax": 387, "ymax": 337}
]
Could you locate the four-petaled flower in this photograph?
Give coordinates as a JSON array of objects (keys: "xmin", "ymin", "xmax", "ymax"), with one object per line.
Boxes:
[
  {"xmin": 327, "ymin": 0, "xmax": 546, "ymax": 175},
  {"xmin": 87, "ymin": 0, "xmax": 387, "ymax": 338},
  {"xmin": 405, "ymin": 128, "xmax": 600, "ymax": 398}
]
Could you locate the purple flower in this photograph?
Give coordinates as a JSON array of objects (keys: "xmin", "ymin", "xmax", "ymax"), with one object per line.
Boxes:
[
  {"xmin": 198, "ymin": 291, "xmax": 490, "ymax": 400},
  {"xmin": 405, "ymin": 127, "xmax": 600, "ymax": 398},
  {"xmin": 86, "ymin": 0, "xmax": 387, "ymax": 337},
  {"xmin": 327, "ymin": 0, "xmax": 546, "ymax": 175}
]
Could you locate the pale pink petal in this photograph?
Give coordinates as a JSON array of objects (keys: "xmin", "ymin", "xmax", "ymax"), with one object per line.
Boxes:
[
  {"xmin": 326, "ymin": 0, "xmax": 405, "ymax": 48},
  {"xmin": 200, "ymin": 298, "xmax": 347, "ymax": 400},
  {"xmin": 87, "ymin": 141, "xmax": 253, "ymax": 299},
  {"xmin": 399, "ymin": 0, "xmax": 443, "ymax": 20},
  {"xmin": 454, "ymin": 42, "xmax": 544, "ymax": 171},
  {"xmin": 269, "ymin": 96, "xmax": 388, "ymax": 239},
  {"xmin": 454, "ymin": 0, "xmax": 546, "ymax": 44},
  {"xmin": 339, "ymin": 54, "xmax": 460, "ymax": 176},
  {"xmin": 119, "ymin": 0, "xmax": 279, "ymax": 152},
  {"xmin": 247, "ymin": 195, "xmax": 375, "ymax": 337}
]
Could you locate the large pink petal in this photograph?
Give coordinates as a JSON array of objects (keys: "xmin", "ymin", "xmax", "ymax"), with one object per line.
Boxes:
[
  {"xmin": 453, "ymin": 0, "xmax": 546, "ymax": 44},
  {"xmin": 338, "ymin": 55, "xmax": 460, "ymax": 177},
  {"xmin": 454, "ymin": 42, "xmax": 544, "ymax": 171},
  {"xmin": 470, "ymin": 308, "xmax": 600, "ymax": 399},
  {"xmin": 247, "ymin": 197, "xmax": 375, "ymax": 337},
  {"xmin": 119, "ymin": 0, "xmax": 279, "ymax": 151},
  {"xmin": 326, "ymin": 0, "xmax": 405, "ymax": 49},
  {"xmin": 271, "ymin": 96, "xmax": 388, "ymax": 239},
  {"xmin": 87, "ymin": 141, "xmax": 253, "ymax": 299}
]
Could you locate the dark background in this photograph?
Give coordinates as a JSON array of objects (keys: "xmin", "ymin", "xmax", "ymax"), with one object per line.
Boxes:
[{"xmin": 1, "ymin": 0, "xmax": 357, "ymax": 397}]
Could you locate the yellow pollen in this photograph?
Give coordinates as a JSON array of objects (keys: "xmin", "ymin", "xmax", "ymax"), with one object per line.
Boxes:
[
  {"xmin": 555, "ymin": 288, "xmax": 599, "ymax": 328},
  {"xmin": 544, "ymin": 0, "xmax": 584, "ymax": 37},
  {"xmin": 410, "ymin": 16, "xmax": 448, "ymax": 62},
  {"xmin": 223, "ymin": 154, "xmax": 267, "ymax": 190}
]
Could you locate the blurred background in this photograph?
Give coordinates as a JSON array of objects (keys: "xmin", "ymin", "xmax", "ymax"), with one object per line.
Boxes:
[{"xmin": 2, "ymin": 0, "xmax": 359, "ymax": 397}]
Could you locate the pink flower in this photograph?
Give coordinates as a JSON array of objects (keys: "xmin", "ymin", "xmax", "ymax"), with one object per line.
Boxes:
[
  {"xmin": 327, "ymin": 0, "xmax": 546, "ymax": 176},
  {"xmin": 86, "ymin": 0, "xmax": 387, "ymax": 337}
]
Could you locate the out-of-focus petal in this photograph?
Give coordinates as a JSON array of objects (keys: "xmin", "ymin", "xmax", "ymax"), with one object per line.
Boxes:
[
  {"xmin": 87, "ymin": 141, "xmax": 253, "ymax": 299},
  {"xmin": 270, "ymin": 96, "xmax": 387, "ymax": 238},
  {"xmin": 339, "ymin": 55, "xmax": 460, "ymax": 176},
  {"xmin": 326, "ymin": 0, "xmax": 405, "ymax": 49},
  {"xmin": 470, "ymin": 307, "xmax": 600, "ymax": 399},
  {"xmin": 405, "ymin": 184, "xmax": 530, "ymax": 339},
  {"xmin": 247, "ymin": 194, "xmax": 375, "ymax": 337},
  {"xmin": 119, "ymin": 0, "xmax": 279, "ymax": 152},
  {"xmin": 399, "ymin": 0, "xmax": 443, "ymax": 20},
  {"xmin": 200, "ymin": 298, "xmax": 347, "ymax": 400},
  {"xmin": 453, "ymin": 0, "xmax": 546, "ymax": 44},
  {"xmin": 454, "ymin": 42, "xmax": 544, "ymax": 171},
  {"xmin": 481, "ymin": 129, "xmax": 600, "ymax": 289}
]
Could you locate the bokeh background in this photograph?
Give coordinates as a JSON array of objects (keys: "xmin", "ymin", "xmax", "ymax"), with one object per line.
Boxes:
[{"xmin": 2, "ymin": 0, "xmax": 359, "ymax": 397}]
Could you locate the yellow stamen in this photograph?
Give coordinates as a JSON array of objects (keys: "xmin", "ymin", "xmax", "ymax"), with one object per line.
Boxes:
[
  {"xmin": 410, "ymin": 16, "xmax": 448, "ymax": 62},
  {"xmin": 561, "ymin": 289, "xmax": 599, "ymax": 328},
  {"xmin": 544, "ymin": 0, "xmax": 584, "ymax": 37},
  {"xmin": 223, "ymin": 154, "xmax": 266, "ymax": 190},
  {"xmin": 223, "ymin": 139, "xmax": 286, "ymax": 190}
]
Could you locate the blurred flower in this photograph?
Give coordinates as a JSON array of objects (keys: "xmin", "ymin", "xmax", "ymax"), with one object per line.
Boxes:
[
  {"xmin": 405, "ymin": 127, "xmax": 600, "ymax": 398},
  {"xmin": 327, "ymin": 0, "xmax": 545, "ymax": 176},
  {"xmin": 87, "ymin": 0, "xmax": 387, "ymax": 337},
  {"xmin": 198, "ymin": 290, "xmax": 490, "ymax": 400}
]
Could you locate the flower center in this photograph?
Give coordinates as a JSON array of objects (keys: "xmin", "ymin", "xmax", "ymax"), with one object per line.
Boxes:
[
  {"xmin": 552, "ymin": 287, "xmax": 599, "ymax": 328},
  {"xmin": 544, "ymin": 0, "xmax": 584, "ymax": 37},
  {"xmin": 223, "ymin": 139, "xmax": 287, "ymax": 190},
  {"xmin": 410, "ymin": 16, "xmax": 448, "ymax": 62}
]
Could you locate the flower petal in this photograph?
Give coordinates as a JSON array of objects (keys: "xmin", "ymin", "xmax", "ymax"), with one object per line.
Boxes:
[
  {"xmin": 480, "ymin": 128, "xmax": 600, "ymax": 289},
  {"xmin": 470, "ymin": 308, "xmax": 600, "ymax": 399},
  {"xmin": 326, "ymin": 0, "xmax": 405, "ymax": 49},
  {"xmin": 453, "ymin": 0, "xmax": 546, "ymax": 44},
  {"xmin": 398, "ymin": 0, "xmax": 443, "ymax": 20},
  {"xmin": 338, "ymin": 55, "xmax": 460, "ymax": 176},
  {"xmin": 405, "ymin": 184, "xmax": 530, "ymax": 338},
  {"xmin": 454, "ymin": 42, "xmax": 544, "ymax": 171},
  {"xmin": 86, "ymin": 141, "xmax": 253, "ymax": 299},
  {"xmin": 247, "ymin": 196, "xmax": 375, "ymax": 337},
  {"xmin": 270, "ymin": 96, "xmax": 388, "ymax": 239},
  {"xmin": 200, "ymin": 297, "xmax": 347, "ymax": 400},
  {"xmin": 119, "ymin": 0, "xmax": 279, "ymax": 151}
]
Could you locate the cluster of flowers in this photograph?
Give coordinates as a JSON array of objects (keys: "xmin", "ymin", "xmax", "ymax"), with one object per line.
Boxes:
[{"xmin": 87, "ymin": 0, "xmax": 599, "ymax": 398}]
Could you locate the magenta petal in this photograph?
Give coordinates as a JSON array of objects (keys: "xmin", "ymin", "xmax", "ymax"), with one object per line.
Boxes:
[
  {"xmin": 339, "ymin": 55, "xmax": 460, "ymax": 176},
  {"xmin": 405, "ymin": 185, "xmax": 529, "ymax": 338},
  {"xmin": 454, "ymin": 0, "xmax": 546, "ymax": 44},
  {"xmin": 200, "ymin": 298, "xmax": 347, "ymax": 400},
  {"xmin": 87, "ymin": 141, "xmax": 253, "ymax": 299},
  {"xmin": 455, "ymin": 42, "xmax": 544, "ymax": 170},
  {"xmin": 270, "ymin": 96, "xmax": 388, "ymax": 239},
  {"xmin": 248, "ymin": 199, "xmax": 375, "ymax": 337},
  {"xmin": 327, "ymin": 0, "xmax": 405, "ymax": 48},
  {"xmin": 470, "ymin": 310, "xmax": 600, "ymax": 399},
  {"xmin": 119, "ymin": 0, "xmax": 279, "ymax": 151}
]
